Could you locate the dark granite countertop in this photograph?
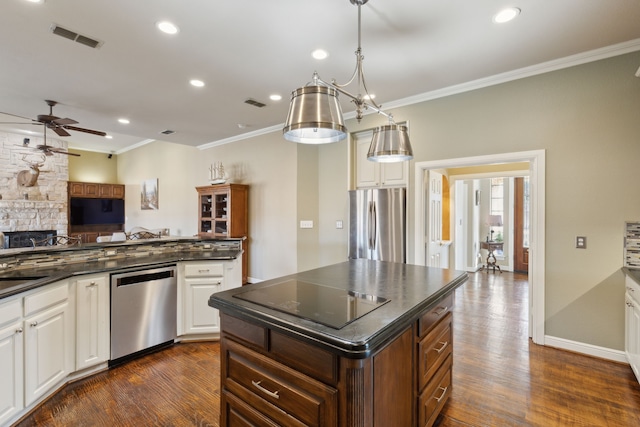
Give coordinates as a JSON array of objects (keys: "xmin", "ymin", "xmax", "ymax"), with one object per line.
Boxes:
[
  {"xmin": 209, "ymin": 259, "xmax": 468, "ymax": 359},
  {"xmin": 0, "ymin": 249, "xmax": 241, "ymax": 299}
]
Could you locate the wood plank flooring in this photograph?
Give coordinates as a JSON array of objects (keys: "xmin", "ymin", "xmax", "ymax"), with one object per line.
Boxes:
[{"xmin": 14, "ymin": 272, "xmax": 640, "ymax": 426}]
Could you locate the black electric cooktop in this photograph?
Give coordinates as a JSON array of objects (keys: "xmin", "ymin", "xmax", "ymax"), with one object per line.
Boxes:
[{"xmin": 233, "ymin": 279, "xmax": 390, "ymax": 329}]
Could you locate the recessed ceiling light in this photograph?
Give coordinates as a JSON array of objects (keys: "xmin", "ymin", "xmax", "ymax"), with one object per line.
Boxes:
[
  {"xmin": 105, "ymin": 135, "xmax": 113, "ymax": 139},
  {"xmin": 363, "ymin": 94, "xmax": 376, "ymax": 100},
  {"xmin": 24, "ymin": 0, "xmax": 45, "ymax": 3},
  {"xmin": 190, "ymin": 79, "xmax": 205, "ymax": 87},
  {"xmin": 269, "ymin": 94, "xmax": 282, "ymax": 101},
  {"xmin": 118, "ymin": 118, "xmax": 130, "ymax": 124},
  {"xmin": 493, "ymin": 7, "xmax": 521, "ymax": 23},
  {"xmin": 156, "ymin": 21, "xmax": 179, "ymax": 35},
  {"xmin": 312, "ymin": 49, "xmax": 328, "ymax": 60}
]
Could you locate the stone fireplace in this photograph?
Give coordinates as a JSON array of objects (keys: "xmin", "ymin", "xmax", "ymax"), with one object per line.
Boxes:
[{"xmin": 0, "ymin": 130, "xmax": 69, "ymax": 240}]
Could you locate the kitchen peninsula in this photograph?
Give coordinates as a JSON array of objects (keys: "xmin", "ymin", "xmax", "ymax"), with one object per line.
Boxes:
[
  {"xmin": 209, "ymin": 259, "xmax": 468, "ymax": 426},
  {"xmin": 0, "ymin": 236, "xmax": 244, "ymax": 426}
]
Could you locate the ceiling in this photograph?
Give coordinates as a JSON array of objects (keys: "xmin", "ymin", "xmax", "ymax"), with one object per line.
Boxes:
[{"xmin": 1, "ymin": 0, "xmax": 639, "ymax": 154}]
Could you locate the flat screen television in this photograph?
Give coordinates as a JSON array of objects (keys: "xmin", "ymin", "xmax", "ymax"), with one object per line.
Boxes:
[{"xmin": 70, "ymin": 198, "xmax": 125, "ymax": 226}]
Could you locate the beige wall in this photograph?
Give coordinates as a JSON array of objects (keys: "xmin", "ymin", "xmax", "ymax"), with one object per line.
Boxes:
[
  {"xmin": 68, "ymin": 50, "xmax": 640, "ymax": 352},
  {"xmin": 68, "ymin": 149, "xmax": 118, "ymax": 183}
]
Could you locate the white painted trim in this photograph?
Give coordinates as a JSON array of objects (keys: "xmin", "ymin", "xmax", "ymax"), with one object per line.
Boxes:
[
  {"xmin": 545, "ymin": 335, "xmax": 628, "ymax": 364},
  {"xmin": 414, "ymin": 150, "xmax": 546, "ymax": 344}
]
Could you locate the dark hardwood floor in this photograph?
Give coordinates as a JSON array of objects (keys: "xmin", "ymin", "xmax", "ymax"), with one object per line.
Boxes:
[{"xmin": 14, "ymin": 272, "xmax": 640, "ymax": 426}]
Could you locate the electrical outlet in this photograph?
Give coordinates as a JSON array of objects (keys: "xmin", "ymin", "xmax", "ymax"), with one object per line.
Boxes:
[
  {"xmin": 300, "ymin": 220, "xmax": 313, "ymax": 229},
  {"xmin": 576, "ymin": 236, "xmax": 587, "ymax": 249},
  {"xmin": 336, "ymin": 220, "xmax": 343, "ymax": 229},
  {"xmin": 105, "ymin": 249, "xmax": 117, "ymax": 257}
]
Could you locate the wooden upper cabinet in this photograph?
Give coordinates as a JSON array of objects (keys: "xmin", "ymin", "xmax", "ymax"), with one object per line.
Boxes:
[{"xmin": 68, "ymin": 182, "xmax": 125, "ymax": 199}]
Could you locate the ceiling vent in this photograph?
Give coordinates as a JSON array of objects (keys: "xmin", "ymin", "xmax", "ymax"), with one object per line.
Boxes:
[
  {"xmin": 244, "ymin": 98, "xmax": 267, "ymax": 108},
  {"xmin": 160, "ymin": 129, "xmax": 175, "ymax": 135},
  {"xmin": 50, "ymin": 23, "xmax": 103, "ymax": 49}
]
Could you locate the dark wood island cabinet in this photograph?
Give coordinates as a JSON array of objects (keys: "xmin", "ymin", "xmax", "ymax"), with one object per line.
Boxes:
[{"xmin": 209, "ymin": 259, "xmax": 468, "ymax": 426}]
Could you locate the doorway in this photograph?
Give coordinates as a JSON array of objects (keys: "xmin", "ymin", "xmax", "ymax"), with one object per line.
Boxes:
[{"xmin": 414, "ymin": 150, "xmax": 546, "ymax": 344}]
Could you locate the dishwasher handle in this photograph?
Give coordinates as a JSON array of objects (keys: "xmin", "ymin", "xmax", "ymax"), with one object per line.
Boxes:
[{"xmin": 115, "ymin": 269, "xmax": 175, "ymax": 287}]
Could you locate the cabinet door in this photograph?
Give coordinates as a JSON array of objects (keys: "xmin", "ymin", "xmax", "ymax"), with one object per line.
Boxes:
[
  {"xmin": 69, "ymin": 182, "xmax": 85, "ymax": 197},
  {"xmin": 99, "ymin": 184, "xmax": 112, "ymax": 198},
  {"xmin": 380, "ymin": 161, "xmax": 408, "ymax": 187},
  {"xmin": 84, "ymin": 183, "xmax": 99, "ymax": 197},
  {"xmin": 356, "ymin": 134, "xmax": 380, "ymax": 188},
  {"xmin": 24, "ymin": 301, "xmax": 73, "ymax": 406},
  {"xmin": 184, "ymin": 278, "xmax": 224, "ymax": 334},
  {"xmin": 76, "ymin": 275, "xmax": 109, "ymax": 370},
  {"xmin": 112, "ymin": 184, "xmax": 125, "ymax": 198},
  {"xmin": 0, "ymin": 301, "xmax": 23, "ymax": 425},
  {"xmin": 626, "ymin": 294, "xmax": 640, "ymax": 382}
]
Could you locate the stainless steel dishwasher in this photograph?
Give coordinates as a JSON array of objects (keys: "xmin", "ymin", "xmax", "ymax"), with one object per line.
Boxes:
[{"xmin": 110, "ymin": 264, "xmax": 177, "ymax": 364}]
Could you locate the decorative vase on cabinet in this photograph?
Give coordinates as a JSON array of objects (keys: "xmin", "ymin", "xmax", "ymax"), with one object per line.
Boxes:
[{"xmin": 196, "ymin": 184, "xmax": 249, "ymax": 284}]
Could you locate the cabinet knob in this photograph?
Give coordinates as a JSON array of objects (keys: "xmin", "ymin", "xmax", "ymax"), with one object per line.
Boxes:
[
  {"xmin": 16, "ymin": 327, "xmax": 23, "ymax": 334},
  {"xmin": 88, "ymin": 281, "xmax": 97, "ymax": 287},
  {"xmin": 30, "ymin": 321, "xmax": 38, "ymax": 327}
]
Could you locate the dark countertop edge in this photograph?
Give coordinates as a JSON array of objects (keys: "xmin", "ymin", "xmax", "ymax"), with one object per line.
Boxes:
[
  {"xmin": 210, "ymin": 272, "xmax": 468, "ymax": 359},
  {"xmin": 623, "ymin": 267, "xmax": 640, "ymax": 285},
  {"xmin": 0, "ymin": 251, "xmax": 241, "ymax": 300},
  {"xmin": 0, "ymin": 236, "xmax": 245, "ymax": 257}
]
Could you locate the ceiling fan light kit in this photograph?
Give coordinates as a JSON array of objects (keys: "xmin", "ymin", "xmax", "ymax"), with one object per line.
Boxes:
[{"xmin": 283, "ymin": 0, "xmax": 413, "ymax": 163}]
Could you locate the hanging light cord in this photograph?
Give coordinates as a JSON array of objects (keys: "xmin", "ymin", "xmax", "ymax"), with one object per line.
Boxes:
[{"xmin": 309, "ymin": 2, "xmax": 396, "ymax": 124}]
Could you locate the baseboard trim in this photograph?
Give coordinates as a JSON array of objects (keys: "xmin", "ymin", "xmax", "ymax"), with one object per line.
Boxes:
[{"xmin": 544, "ymin": 335, "xmax": 628, "ymax": 363}]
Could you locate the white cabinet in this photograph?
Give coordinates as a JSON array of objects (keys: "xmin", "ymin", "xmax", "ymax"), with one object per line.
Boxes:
[
  {"xmin": 23, "ymin": 281, "xmax": 74, "ymax": 406},
  {"xmin": 355, "ymin": 131, "xmax": 407, "ymax": 188},
  {"xmin": 0, "ymin": 280, "xmax": 74, "ymax": 422},
  {"xmin": 625, "ymin": 275, "xmax": 640, "ymax": 383},
  {"xmin": 178, "ymin": 258, "xmax": 242, "ymax": 337},
  {"xmin": 75, "ymin": 274, "xmax": 109, "ymax": 370},
  {"xmin": 0, "ymin": 298, "xmax": 23, "ymax": 425}
]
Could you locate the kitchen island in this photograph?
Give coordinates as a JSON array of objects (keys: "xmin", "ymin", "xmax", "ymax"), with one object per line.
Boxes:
[{"xmin": 209, "ymin": 259, "xmax": 468, "ymax": 427}]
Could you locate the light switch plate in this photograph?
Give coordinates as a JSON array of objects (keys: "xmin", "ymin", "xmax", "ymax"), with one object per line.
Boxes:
[
  {"xmin": 300, "ymin": 220, "xmax": 313, "ymax": 229},
  {"xmin": 576, "ymin": 236, "xmax": 587, "ymax": 249},
  {"xmin": 336, "ymin": 220, "xmax": 343, "ymax": 229}
]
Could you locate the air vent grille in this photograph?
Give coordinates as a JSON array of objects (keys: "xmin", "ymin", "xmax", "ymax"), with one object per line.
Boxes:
[
  {"xmin": 160, "ymin": 130, "xmax": 175, "ymax": 135},
  {"xmin": 50, "ymin": 23, "xmax": 103, "ymax": 49},
  {"xmin": 244, "ymin": 98, "xmax": 266, "ymax": 108}
]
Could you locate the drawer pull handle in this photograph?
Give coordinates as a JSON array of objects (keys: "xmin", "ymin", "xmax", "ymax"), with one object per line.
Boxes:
[
  {"xmin": 252, "ymin": 380, "xmax": 280, "ymax": 399},
  {"xmin": 434, "ymin": 386, "xmax": 448, "ymax": 403},
  {"xmin": 198, "ymin": 269, "xmax": 210, "ymax": 273},
  {"xmin": 434, "ymin": 341, "xmax": 448, "ymax": 354},
  {"xmin": 434, "ymin": 306, "xmax": 448, "ymax": 316}
]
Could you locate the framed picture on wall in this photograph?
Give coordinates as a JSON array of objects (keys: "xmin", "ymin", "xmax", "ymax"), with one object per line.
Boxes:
[{"xmin": 141, "ymin": 178, "xmax": 158, "ymax": 210}]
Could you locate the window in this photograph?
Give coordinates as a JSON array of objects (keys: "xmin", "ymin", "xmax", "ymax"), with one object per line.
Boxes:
[{"xmin": 490, "ymin": 178, "xmax": 504, "ymax": 251}]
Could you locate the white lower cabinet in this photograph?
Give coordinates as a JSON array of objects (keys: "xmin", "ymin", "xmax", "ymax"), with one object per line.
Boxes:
[
  {"xmin": 0, "ymin": 280, "xmax": 74, "ymax": 424},
  {"xmin": 75, "ymin": 274, "xmax": 109, "ymax": 370},
  {"xmin": 0, "ymin": 299, "xmax": 23, "ymax": 426},
  {"xmin": 625, "ymin": 276, "xmax": 640, "ymax": 383},
  {"xmin": 178, "ymin": 258, "xmax": 242, "ymax": 336}
]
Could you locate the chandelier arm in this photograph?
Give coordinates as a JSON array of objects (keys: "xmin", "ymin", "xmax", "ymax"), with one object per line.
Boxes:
[{"xmin": 316, "ymin": 75, "xmax": 393, "ymax": 120}]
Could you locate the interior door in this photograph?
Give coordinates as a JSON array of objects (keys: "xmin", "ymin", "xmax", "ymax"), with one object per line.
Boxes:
[
  {"xmin": 514, "ymin": 177, "xmax": 529, "ymax": 273},
  {"xmin": 426, "ymin": 171, "xmax": 447, "ymax": 268}
]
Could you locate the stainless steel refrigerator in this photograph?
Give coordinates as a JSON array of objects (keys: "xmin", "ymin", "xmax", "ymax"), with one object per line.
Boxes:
[{"xmin": 348, "ymin": 188, "xmax": 406, "ymax": 263}]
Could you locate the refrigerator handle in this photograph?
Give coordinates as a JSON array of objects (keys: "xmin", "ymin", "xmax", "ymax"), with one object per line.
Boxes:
[
  {"xmin": 371, "ymin": 201, "xmax": 377, "ymax": 250},
  {"xmin": 368, "ymin": 201, "xmax": 374, "ymax": 250}
]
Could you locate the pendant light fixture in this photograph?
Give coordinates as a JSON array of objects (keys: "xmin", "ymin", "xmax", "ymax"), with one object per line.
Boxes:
[{"xmin": 283, "ymin": 0, "xmax": 413, "ymax": 162}]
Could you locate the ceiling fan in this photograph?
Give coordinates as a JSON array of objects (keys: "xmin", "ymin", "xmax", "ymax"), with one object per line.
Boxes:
[{"xmin": 1, "ymin": 100, "xmax": 107, "ymax": 156}]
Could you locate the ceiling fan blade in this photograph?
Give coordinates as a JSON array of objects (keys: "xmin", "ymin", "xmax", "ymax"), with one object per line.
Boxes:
[
  {"xmin": 0, "ymin": 112, "xmax": 37, "ymax": 122},
  {"xmin": 52, "ymin": 117, "xmax": 78, "ymax": 125},
  {"xmin": 63, "ymin": 125, "xmax": 107, "ymax": 137},
  {"xmin": 0, "ymin": 121, "xmax": 42, "ymax": 126},
  {"xmin": 51, "ymin": 126, "xmax": 71, "ymax": 137}
]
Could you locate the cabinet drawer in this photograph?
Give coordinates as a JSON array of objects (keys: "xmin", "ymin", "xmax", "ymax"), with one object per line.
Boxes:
[
  {"xmin": 418, "ymin": 354, "xmax": 452, "ymax": 427},
  {"xmin": 184, "ymin": 263, "xmax": 224, "ymax": 277},
  {"xmin": 418, "ymin": 312, "xmax": 452, "ymax": 391},
  {"xmin": 24, "ymin": 282, "xmax": 69, "ymax": 317},
  {"xmin": 0, "ymin": 298, "xmax": 21, "ymax": 327},
  {"xmin": 224, "ymin": 338, "xmax": 338, "ymax": 427},
  {"xmin": 223, "ymin": 390, "xmax": 280, "ymax": 427},
  {"xmin": 418, "ymin": 294, "xmax": 453, "ymax": 338},
  {"xmin": 270, "ymin": 331, "xmax": 338, "ymax": 385},
  {"xmin": 221, "ymin": 314, "xmax": 267, "ymax": 350}
]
